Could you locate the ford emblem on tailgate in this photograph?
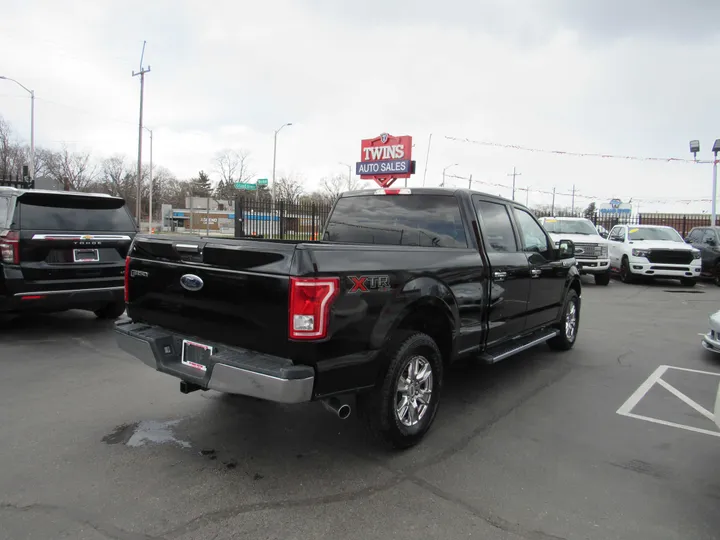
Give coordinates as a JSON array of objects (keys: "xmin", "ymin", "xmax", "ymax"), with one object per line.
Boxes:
[{"xmin": 180, "ymin": 274, "xmax": 204, "ymax": 292}]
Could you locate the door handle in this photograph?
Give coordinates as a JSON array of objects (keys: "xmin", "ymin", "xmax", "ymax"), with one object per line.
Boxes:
[
  {"xmin": 531, "ymin": 268, "xmax": 542, "ymax": 278},
  {"xmin": 493, "ymin": 271, "xmax": 507, "ymax": 281}
]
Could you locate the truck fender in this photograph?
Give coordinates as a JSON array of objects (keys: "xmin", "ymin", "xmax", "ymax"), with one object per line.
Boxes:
[{"xmin": 369, "ymin": 276, "xmax": 459, "ymax": 357}]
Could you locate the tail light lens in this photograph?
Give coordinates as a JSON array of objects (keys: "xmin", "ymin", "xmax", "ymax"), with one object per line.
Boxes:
[
  {"xmin": 124, "ymin": 255, "xmax": 131, "ymax": 303},
  {"xmin": 0, "ymin": 231, "xmax": 19, "ymax": 264},
  {"xmin": 289, "ymin": 277, "xmax": 339, "ymax": 340}
]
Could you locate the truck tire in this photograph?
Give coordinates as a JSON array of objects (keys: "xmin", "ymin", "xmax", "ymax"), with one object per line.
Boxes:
[
  {"xmin": 94, "ymin": 301, "xmax": 126, "ymax": 320},
  {"xmin": 620, "ymin": 256, "xmax": 635, "ymax": 284},
  {"xmin": 594, "ymin": 272, "xmax": 610, "ymax": 286},
  {"xmin": 680, "ymin": 278, "xmax": 697, "ymax": 287},
  {"xmin": 357, "ymin": 331, "xmax": 443, "ymax": 450},
  {"xmin": 548, "ymin": 289, "xmax": 579, "ymax": 351}
]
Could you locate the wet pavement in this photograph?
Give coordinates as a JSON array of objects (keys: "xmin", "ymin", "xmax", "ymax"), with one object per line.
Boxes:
[{"xmin": 1, "ymin": 276, "xmax": 719, "ymax": 539}]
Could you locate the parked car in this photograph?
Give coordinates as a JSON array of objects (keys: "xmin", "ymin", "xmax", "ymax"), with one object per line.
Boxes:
[
  {"xmin": 116, "ymin": 187, "xmax": 581, "ymax": 449},
  {"xmin": 685, "ymin": 226, "xmax": 720, "ymax": 286},
  {"xmin": 538, "ymin": 216, "xmax": 610, "ymax": 285},
  {"xmin": 715, "ymin": 382, "xmax": 720, "ymax": 430},
  {"xmin": 607, "ymin": 224, "xmax": 701, "ymax": 286},
  {"xmin": 0, "ymin": 187, "xmax": 137, "ymax": 319},
  {"xmin": 701, "ymin": 309, "xmax": 720, "ymax": 353}
]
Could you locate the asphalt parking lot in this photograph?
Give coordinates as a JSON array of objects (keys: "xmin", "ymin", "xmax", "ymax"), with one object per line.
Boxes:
[{"xmin": 2, "ymin": 276, "xmax": 720, "ymax": 540}]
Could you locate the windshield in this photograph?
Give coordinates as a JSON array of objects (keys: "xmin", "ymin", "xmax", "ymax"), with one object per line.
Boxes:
[
  {"xmin": 628, "ymin": 227, "xmax": 683, "ymax": 242},
  {"xmin": 542, "ymin": 219, "xmax": 598, "ymax": 235},
  {"xmin": 324, "ymin": 195, "xmax": 468, "ymax": 248}
]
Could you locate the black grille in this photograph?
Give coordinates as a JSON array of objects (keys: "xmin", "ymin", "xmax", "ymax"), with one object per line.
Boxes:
[{"xmin": 647, "ymin": 250, "xmax": 693, "ymax": 264}]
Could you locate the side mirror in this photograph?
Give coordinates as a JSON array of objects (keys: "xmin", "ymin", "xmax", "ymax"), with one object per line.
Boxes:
[
  {"xmin": 557, "ymin": 239, "xmax": 575, "ymax": 259},
  {"xmin": 708, "ymin": 238, "xmax": 716, "ymax": 247},
  {"xmin": 685, "ymin": 237, "xmax": 692, "ymax": 243},
  {"xmin": 599, "ymin": 231, "xmax": 608, "ymax": 239}
]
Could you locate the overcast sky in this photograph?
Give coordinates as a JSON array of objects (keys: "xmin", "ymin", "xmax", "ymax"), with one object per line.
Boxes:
[{"xmin": 2, "ymin": 0, "xmax": 720, "ymax": 212}]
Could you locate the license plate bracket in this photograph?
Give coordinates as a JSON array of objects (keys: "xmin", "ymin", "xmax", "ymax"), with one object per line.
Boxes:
[
  {"xmin": 73, "ymin": 248, "xmax": 99, "ymax": 262},
  {"xmin": 181, "ymin": 340, "xmax": 214, "ymax": 372}
]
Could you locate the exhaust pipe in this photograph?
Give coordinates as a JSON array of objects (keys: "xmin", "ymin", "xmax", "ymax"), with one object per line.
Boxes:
[{"xmin": 321, "ymin": 397, "xmax": 351, "ymax": 420}]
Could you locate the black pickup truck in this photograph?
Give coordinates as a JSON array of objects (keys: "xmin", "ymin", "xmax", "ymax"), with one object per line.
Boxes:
[{"xmin": 116, "ymin": 188, "xmax": 580, "ymax": 448}]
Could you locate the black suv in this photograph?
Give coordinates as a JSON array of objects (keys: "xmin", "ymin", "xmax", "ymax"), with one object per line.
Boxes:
[
  {"xmin": 685, "ymin": 226, "xmax": 720, "ymax": 286},
  {"xmin": 0, "ymin": 187, "xmax": 137, "ymax": 319}
]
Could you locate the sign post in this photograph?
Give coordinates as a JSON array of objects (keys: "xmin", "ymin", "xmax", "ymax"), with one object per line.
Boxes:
[{"xmin": 355, "ymin": 133, "xmax": 415, "ymax": 188}]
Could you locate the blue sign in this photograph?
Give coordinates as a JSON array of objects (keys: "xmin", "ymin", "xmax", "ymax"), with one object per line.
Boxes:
[
  {"xmin": 229, "ymin": 213, "xmax": 235, "ymax": 219},
  {"xmin": 172, "ymin": 212, "xmax": 186, "ymax": 217},
  {"xmin": 246, "ymin": 214, "xmax": 279, "ymax": 222},
  {"xmin": 356, "ymin": 159, "xmax": 411, "ymax": 176}
]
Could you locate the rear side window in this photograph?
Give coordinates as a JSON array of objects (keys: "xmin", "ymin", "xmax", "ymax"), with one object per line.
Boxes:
[
  {"xmin": 17, "ymin": 195, "xmax": 136, "ymax": 232},
  {"xmin": 474, "ymin": 199, "xmax": 517, "ymax": 253},
  {"xmin": 324, "ymin": 194, "xmax": 468, "ymax": 248}
]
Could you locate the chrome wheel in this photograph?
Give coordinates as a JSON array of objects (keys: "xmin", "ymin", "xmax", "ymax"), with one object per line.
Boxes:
[
  {"xmin": 565, "ymin": 300, "xmax": 578, "ymax": 341},
  {"xmin": 395, "ymin": 355, "xmax": 433, "ymax": 427}
]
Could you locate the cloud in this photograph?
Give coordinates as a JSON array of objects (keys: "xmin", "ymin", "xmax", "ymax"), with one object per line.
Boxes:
[{"xmin": 1, "ymin": 0, "xmax": 719, "ymax": 212}]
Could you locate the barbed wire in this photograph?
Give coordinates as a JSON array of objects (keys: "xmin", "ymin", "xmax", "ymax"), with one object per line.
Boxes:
[{"xmin": 444, "ymin": 135, "xmax": 715, "ymax": 165}]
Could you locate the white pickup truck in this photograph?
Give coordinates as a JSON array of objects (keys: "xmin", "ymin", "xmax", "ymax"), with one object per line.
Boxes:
[
  {"xmin": 607, "ymin": 224, "xmax": 701, "ymax": 286},
  {"xmin": 538, "ymin": 217, "xmax": 611, "ymax": 285}
]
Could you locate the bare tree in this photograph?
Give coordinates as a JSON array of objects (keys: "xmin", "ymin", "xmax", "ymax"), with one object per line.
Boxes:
[
  {"xmin": 100, "ymin": 155, "xmax": 132, "ymax": 197},
  {"xmin": 275, "ymin": 173, "xmax": 304, "ymax": 202},
  {"xmin": 321, "ymin": 174, "xmax": 361, "ymax": 203},
  {"xmin": 214, "ymin": 149, "xmax": 254, "ymax": 200},
  {"xmin": 214, "ymin": 149, "xmax": 253, "ymax": 183},
  {"xmin": 0, "ymin": 116, "xmax": 25, "ymax": 177},
  {"xmin": 44, "ymin": 144, "xmax": 98, "ymax": 191}
]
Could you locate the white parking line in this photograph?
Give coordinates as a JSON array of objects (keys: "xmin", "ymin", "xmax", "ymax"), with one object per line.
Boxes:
[{"xmin": 616, "ymin": 365, "xmax": 720, "ymax": 438}]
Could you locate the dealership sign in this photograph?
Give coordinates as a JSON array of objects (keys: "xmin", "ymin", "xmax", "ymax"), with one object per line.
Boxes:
[
  {"xmin": 599, "ymin": 198, "xmax": 632, "ymax": 215},
  {"xmin": 356, "ymin": 133, "xmax": 415, "ymax": 188}
]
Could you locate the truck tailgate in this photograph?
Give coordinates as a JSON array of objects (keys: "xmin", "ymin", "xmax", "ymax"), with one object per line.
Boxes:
[{"xmin": 127, "ymin": 236, "xmax": 300, "ymax": 354}]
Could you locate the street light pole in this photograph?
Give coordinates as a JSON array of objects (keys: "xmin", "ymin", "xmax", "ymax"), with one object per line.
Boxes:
[
  {"xmin": 441, "ymin": 163, "xmax": 458, "ymax": 187},
  {"xmin": 144, "ymin": 127, "xmax": 153, "ymax": 232},
  {"xmin": 0, "ymin": 76, "xmax": 35, "ymax": 180},
  {"xmin": 713, "ymin": 151, "xmax": 719, "ymax": 227},
  {"xmin": 271, "ymin": 122, "xmax": 292, "ymax": 201},
  {"xmin": 339, "ymin": 162, "xmax": 352, "ymax": 189},
  {"xmin": 690, "ymin": 139, "xmax": 720, "ymax": 226}
]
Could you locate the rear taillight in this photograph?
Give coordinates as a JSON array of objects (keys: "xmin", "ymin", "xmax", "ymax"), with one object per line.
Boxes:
[
  {"xmin": 0, "ymin": 231, "xmax": 19, "ymax": 264},
  {"xmin": 288, "ymin": 277, "xmax": 339, "ymax": 340},
  {"xmin": 124, "ymin": 255, "xmax": 131, "ymax": 303}
]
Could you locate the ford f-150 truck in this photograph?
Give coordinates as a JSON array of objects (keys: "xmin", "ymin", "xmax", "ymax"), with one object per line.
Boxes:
[{"xmin": 115, "ymin": 188, "xmax": 581, "ymax": 448}]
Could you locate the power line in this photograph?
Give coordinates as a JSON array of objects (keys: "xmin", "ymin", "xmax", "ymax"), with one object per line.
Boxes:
[
  {"xmin": 442, "ymin": 173, "xmax": 715, "ymax": 204},
  {"xmin": 445, "ymin": 135, "xmax": 714, "ymax": 164}
]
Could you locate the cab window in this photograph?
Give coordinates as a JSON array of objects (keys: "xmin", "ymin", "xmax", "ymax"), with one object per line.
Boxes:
[{"xmin": 512, "ymin": 208, "xmax": 552, "ymax": 258}]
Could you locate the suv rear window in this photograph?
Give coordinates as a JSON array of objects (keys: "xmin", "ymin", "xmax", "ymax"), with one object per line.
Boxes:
[
  {"xmin": 17, "ymin": 194, "xmax": 136, "ymax": 232},
  {"xmin": 324, "ymin": 194, "xmax": 468, "ymax": 248}
]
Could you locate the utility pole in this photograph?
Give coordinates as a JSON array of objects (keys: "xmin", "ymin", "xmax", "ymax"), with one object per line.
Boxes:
[
  {"xmin": 132, "ymin": 41, "xmax": 150, "ymax": 227},
  {"xmin": 551, "ymin": 187, "xmax": 556, "ymax": 215},
  {"xmin": 571, "ymin": 184, "xmax": 576, "ymax": 214},
  {"xmin": 524, "ymin": 186, "xmax": 530, "ymax": 206},
  {"xmin": 468, "ymin": 174, "xmax": 472, "ymax": 189},
  {"xmin": 507, "ymin": 167, "xmax": 522, "ymax": 201}
]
